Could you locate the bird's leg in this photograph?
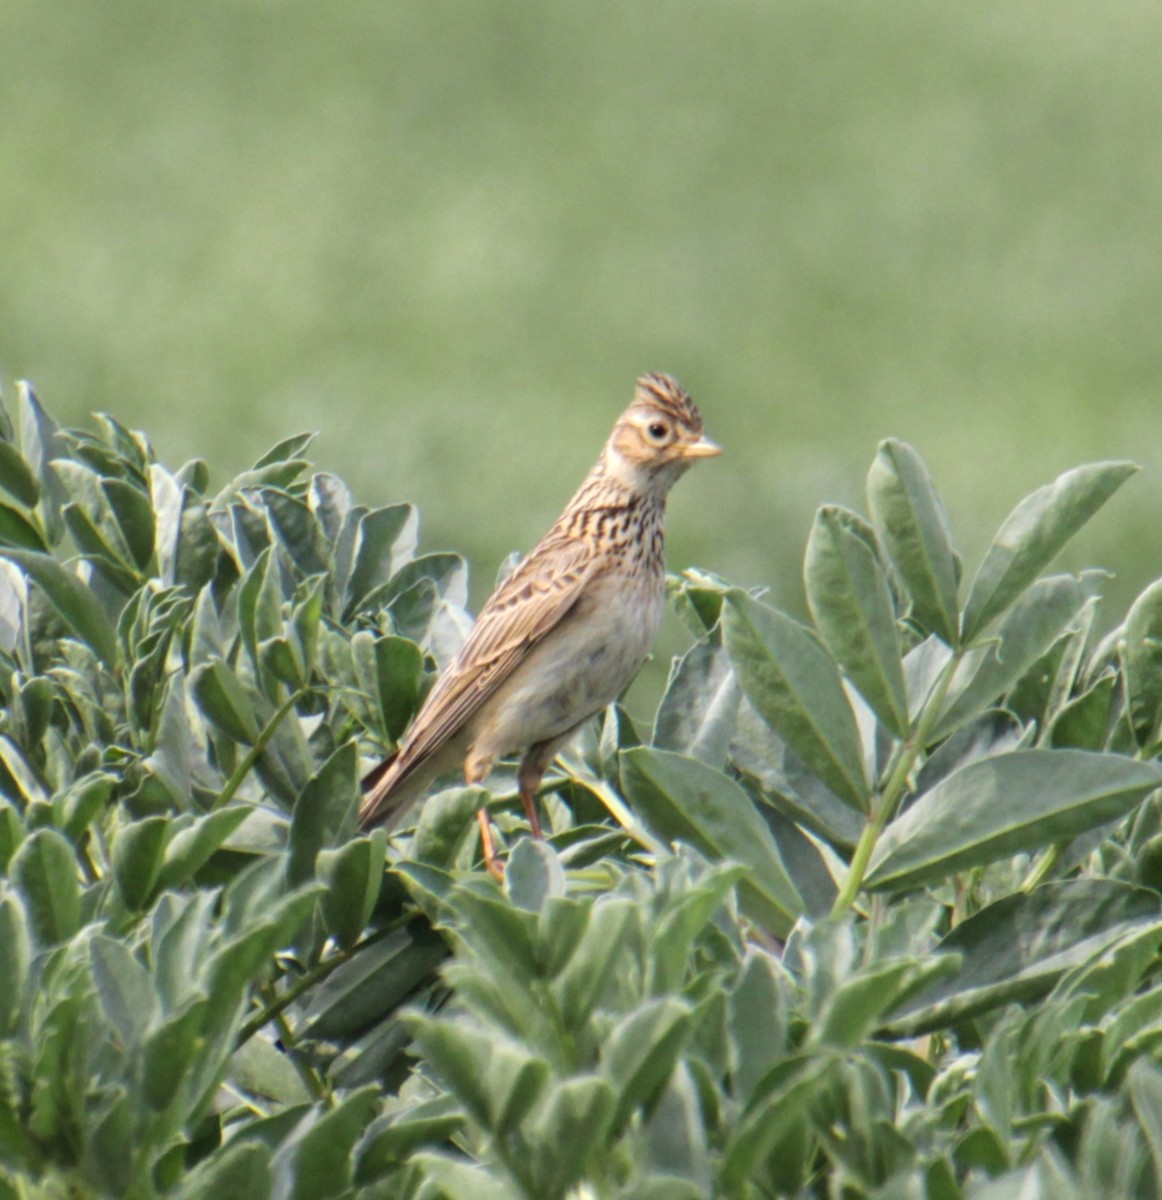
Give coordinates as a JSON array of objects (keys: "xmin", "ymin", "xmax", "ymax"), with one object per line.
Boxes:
[
  {"xmin": 465, "ymin": 747, "xmax": 505, "ymax": 880},
  {"xmin": 476, "ymin": 808, "xmax": 505, "ymax": 882},
  {"xmin": 518, "ymin": 735, "xmax": 571, "ymax": 840}
]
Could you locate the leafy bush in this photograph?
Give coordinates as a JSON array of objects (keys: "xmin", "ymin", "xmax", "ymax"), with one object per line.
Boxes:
[{"xmin": 3, "ymin": 381, "xmax": 1162, "ymax": 1199}]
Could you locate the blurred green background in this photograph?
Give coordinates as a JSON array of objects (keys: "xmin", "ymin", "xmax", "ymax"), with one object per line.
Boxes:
[{"xmin": 3, "ymin": 0, "xmax": 1161, "ymax": 694}]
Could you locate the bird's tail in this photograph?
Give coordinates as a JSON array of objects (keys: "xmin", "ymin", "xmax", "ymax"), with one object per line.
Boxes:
[{"xmin": 358, "ymin": 751, "xmax": 406, "ymax": 829}]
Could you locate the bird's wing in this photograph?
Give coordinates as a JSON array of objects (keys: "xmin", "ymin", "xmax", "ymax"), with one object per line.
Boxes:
[{"xmin": 359, "ymin": 531, "xmax": 596, "ymax": 821}]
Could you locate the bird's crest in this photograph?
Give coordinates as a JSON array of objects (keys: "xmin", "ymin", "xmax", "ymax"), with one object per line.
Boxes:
[{"xmin": 632, "ymin": 372, "xmax": 704, "ymax": 432}]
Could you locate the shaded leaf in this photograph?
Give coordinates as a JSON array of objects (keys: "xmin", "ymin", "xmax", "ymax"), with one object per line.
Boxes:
[{"xmin": 723, "ymin": 590, "xmax": 869, "ymax": 811}]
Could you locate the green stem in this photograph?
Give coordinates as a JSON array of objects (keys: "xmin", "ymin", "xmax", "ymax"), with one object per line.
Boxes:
[
  {"xmin": 235, "ymin": 917, "xmax": 405, "ymax": 1048},
  {"xmin": 213, "ymin": 686, "xmax": 309, "ymax": 810},
  {"xmin": 1021, "ymin": 841, "xmax": 1063, "ymax": 892},
  {"xmin": 831, "ymin": 646, "xmax": 962, "ymax": 915}
]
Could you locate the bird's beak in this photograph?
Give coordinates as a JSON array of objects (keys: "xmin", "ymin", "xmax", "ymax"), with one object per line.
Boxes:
[{"xmin": 679, "ymin": 435, "xmax": 723, "ymax": 459}]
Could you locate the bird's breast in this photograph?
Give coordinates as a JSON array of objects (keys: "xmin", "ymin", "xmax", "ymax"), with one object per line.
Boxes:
[{"xmin": 470, "ymin": 564, "xmax": 665, "ymax": 755}]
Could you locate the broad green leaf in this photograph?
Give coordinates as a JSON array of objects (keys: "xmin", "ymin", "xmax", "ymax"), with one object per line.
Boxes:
[
  {"xmin": 156, "ymin": 807, "xmax": 252, "ymax": 892},
  {"xmin": 412, "ymin": 1154, "xmax": 513, "ymax": 1200},
  {"xmin": 556, "ymin": 899, "xmax": 637, "ymax": 1030},
  {"xmin": 932, "ymin": 574, "xmax": 1094, "ymax": 741},
  {"xmin": 0, "ymin": 503, "xmax": 46, "ymax": 551},
  {"xmin": 113, "ymin": 817, "xmax": 170, "ymax": 911},
  {"xmin": 269, "ymin": 1086, "xmax": 378, "ymax": 1200},
  {"xmin": 90, "ymin": 935, "xmax": 154, "ymax": 1046},
  {"xmin": 189, "ymin": 658, "xmax": 261, "ymax": 744},
  {"xmin": 409, "ymin": 1013, "xmax": 550, "ymax": 1133},
  {"xmin": 962, "ymin": 461, "xmax": 1137, "ymax": 642},
  {"xmin": 522, "ymin": 1075, "xmax": 616, "ymax": 1199},
  {"xmin": 601, "ymin": 998, "xmax": 693, "ymax": 1133},
  {"xmin": 505, "ymin": 838, "xmax": 566, "ymax": 913},
  {"xmin": 728, "ymin": 952, "xmax": 788, "ymax": 1104},
  {"xmin": 1121, "ymin": 578, "xmax": 1162, "ymax": 750},
  {"xmin": 652, "ymin": 636, "xmax": 741, "ymax": 769},
  {"xmin": 0, "ymin": 889, "xmax": 30, "ymax": 1037},
  {"xmin": 10, "ymin": 829, "xmax": 80, "ymax": 946},
  {"xmin": 1048, "ymin": 674, "xmax": 1117, "ymax": 750},
  {"xmin": 620, "ymin": 747, "xmax": 803, "ymax": 936},
  {"xmin": 176, "ymin": 1140, "xmax": 272, "ymax": 1200},
  {"xmin": 805, "ymin": 505, "xmax": 908, "ymax": 736},
  {"xmin": 354, "ymin": 1099, "xmax": 464, "ymax": 1180},
  {"xmin": 286, "ymin": 740, "xmax": 360, "ymax": 887},
  {"xmin": 0, "ymin": 440, "xmax": 39, "ymax": 507},
  {"xmin": 889, "ymin": 880, "xmax": 1162, "ymax": 1033},
  {"xmin": 352, "ymin": 631, "xmax": 424, "ymax": 743},
  {"xmin": 143, "ymin": 998, "xmax": 212, "ymax": 1112},
  {"xmin": 102, "ymin": 478, "xmax": 155, "ymax": 569},
  {"xmin": 723, "ymin": 590, "xmax": 869, "ymax": 811},
  {"xmin": 302, "ymin": 927, "xmax": 448, "ymax": 1039},
  {"xmin": 867, "ymin": 750, "xmax": 1162, "ymax": 892},
  {"xmin": 318, "ymin": 831, "xmax": 387, "ymax": 949},
  {"xmin": 18, "ymin": 381, "xmax": 65, "ymax": 541},
  {"xmin": 867, "ymin": 439, "xmax": 960, "ymax": 647},
  {"xmin": 345, "ymin": 503, "xmax": 419, "ymax": 612},
  {"xmin": 0, "ymin": 549, "xmax": 117, "ymax": 666},
  {"xmin": 1130, "ymin": 1061, "xmax": 1162, "ymax": 1186}
]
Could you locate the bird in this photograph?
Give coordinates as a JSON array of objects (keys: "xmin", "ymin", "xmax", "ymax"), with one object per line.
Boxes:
[{"xmin": 358, "ymin": 372, "xmax": 721, "ymax": 875}]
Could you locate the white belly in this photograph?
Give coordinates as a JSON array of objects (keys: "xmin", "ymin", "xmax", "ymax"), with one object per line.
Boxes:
[{"xmin": 471, "ymin": 569, "xmax": 664, "ymax": 757}]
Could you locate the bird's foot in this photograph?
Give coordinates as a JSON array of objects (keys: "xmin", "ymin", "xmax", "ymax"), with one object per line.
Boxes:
[{"xmin": 476, "ymin": 807, "xmax": 506, "ymax": 882}]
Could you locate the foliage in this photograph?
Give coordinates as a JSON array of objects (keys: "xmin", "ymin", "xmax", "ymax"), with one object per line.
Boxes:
[{"xmin": 3, "ymin": 382, "xmax": 1162, "ymax": 1198}]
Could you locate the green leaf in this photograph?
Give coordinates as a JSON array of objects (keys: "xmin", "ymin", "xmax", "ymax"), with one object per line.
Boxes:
[
  {"xmin": 601, "ymin": 998, "xmax": 694, "ymax": 1133},
  {"xmin": 302, "ymin": 927, "xmax": 448, "ymax": 1039},
  {"xmin": 113, "ymin": 816, "xmax": 170, "ymax": 911},
  {"xmin": 522, "ymin": 1075, "xmax": 616, "ymax": 1199},
  {"xmin": 1048, "ymin": 673, "xmax": 1117, "ymax": 750},
  {"xmin": 189, "ymin": 658, "xmax": 261, "ymax": 744},
  {"xmin": 728, "ymin": 952, "xmax": 788, "ymax": 1104},
  {"xmin": 0, "ymin": 439, "xmax": 39, "ymax": 507},
  {"xmin": 620, "ymin": 747, "xmax": 803, "ymax": 936},
  {"xmin": 505, "ymin": 838, "xmax": 566, "ymax": 913},
  {"xmin": 410, "ymin": 1013, "xmax": 550, "ymax": 1133},
  {"xmin": 268, "ymin": 1086, "xmax": 379, "ymax": 1200},
  {"xmin": 932, "ymin": 573, "xmax": 1095, "ymax": 740},
  {"xmin": 102, "ymin": 478, "xmax": 155, "ymax": 569},
  {"xmin": 9, "ymin": 829, "xmax": 80, "ymax": 946},
  {"xmin": 867, "ymin": 438, "xmax": 960, "ymax": 647},
  {"xmin": 90, "ymin": 935, "xmax": 154, "ymax": 1046},
  {"xmin": 0, "ymin": 549, "xmax": 117, "ymax": 666},
  {"xmin": 412, "ymin": 1154, "xmax": 512, "ymax": 1200},
  {"xmin": 156, "ymin": 807, "xmax": 252, "ymax": 892},
  {"xmin": 1130, "ymin": 1060, "xmax": 1162, "ymax": 1185},
  {"xmin": 286, "ymin": 740, "xmax": 360, "ymax": 887},
  {"xmin": 1121, "ymin": 578, "xmax": 1162, "ymax": 750},
  {"xmin": 175, "ymin": 1141, "xmax": 272, "ymax": 1200},
  {"xmin": 868, "ymin": 750, "xmax": 1162, "ymax": 892},
  {"xmin": 0, "ymin": 889, "xmax": 31, "ymax": 1037},
  {"xmin": 0, "ymin": 503, "xmax": 46, "ymax": 551},
  {"xmin": 889, "ymin": 880, "xmax": 1162, "ymax": 1033},
  {"xmin": 318, "ymin": 831, "xmax": 386, "ymax": 949},
  {"xmin": 962, "ymin": 461, "xmax": 1137, "ymax": 642},
  {"xmin": 652, "ymin": 636, "xmax": 741, "ymax": 769},
  {"xmin": 345, "ymin": 503, "xmax": 419, "ymax": 613},
  {"xmin": 723, "ymin": 590, "xmax": 869, "ymax": 811},
  {"xmin": 805, "ymin": 505, "xmax": 908, "ymax": 736}
]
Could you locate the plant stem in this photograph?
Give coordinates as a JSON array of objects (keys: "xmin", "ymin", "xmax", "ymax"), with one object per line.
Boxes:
[
  {"xmin": 235, "ymin": 917, "xmax": 405, "ymax": 1048},
  {"xmin": 1021, "ymin": 842, "xmax": 1062, "ymax": 892},
  {"xmin": 831, "ymin": 647, "xmax": 961, "ymax": 915},
  {"xmin": 213, "ymin": 686, "xmax": 309, "ymax": 810}
]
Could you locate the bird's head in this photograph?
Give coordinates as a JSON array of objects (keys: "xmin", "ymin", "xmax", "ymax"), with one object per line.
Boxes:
[{"xmin": 605, "ymin": 373, "xmax": 721, "ymax": 496}]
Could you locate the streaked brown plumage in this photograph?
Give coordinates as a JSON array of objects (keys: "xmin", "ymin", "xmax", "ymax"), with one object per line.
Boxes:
[{"xmin": 358, "ymin": 373, "xmax": 720, "ymax": 873}]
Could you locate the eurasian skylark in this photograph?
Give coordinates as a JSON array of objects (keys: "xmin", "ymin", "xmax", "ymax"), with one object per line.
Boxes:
[{"xmin": 358, "ymin": 373, "xmax": 720, "ymax": 873}]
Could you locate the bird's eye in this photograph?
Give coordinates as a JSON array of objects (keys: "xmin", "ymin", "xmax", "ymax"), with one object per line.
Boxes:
[{"xmin": 646, "ymin": 422, "xmax": 669, "ymax": 442}]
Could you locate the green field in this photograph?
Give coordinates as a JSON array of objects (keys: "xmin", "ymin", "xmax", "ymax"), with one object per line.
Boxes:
[{"xmin": 3, "ymin": 0, "xmax": 1161, "ymax": 638}]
